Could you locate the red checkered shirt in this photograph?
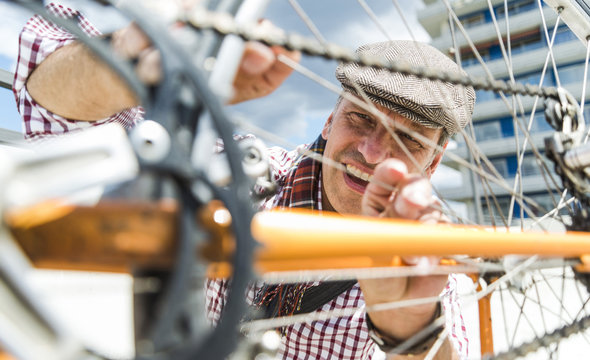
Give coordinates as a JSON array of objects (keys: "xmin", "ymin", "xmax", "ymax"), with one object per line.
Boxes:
[
  {"xmin": 207, "ymin": 137, "xmax": 469, "ymax": 360},
  {"xmin": 13, "ymin": 2, "xmax": 142, "ymax": 141},
  {"xmin": 15, "ymin": 5, "xmax": 469, "ymax": 359}
]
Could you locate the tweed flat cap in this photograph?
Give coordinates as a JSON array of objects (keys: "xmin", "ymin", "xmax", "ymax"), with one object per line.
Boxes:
[{"xmin": 335, "ymin": 41, "xmax": 475, "ymax": 136}]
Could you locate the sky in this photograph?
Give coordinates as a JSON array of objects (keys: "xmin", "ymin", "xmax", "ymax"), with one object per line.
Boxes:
[
  {"xmin": 0, "ymin": 0, "xmax": 461, "ymax": 188},
  {"xmin": 0, "ymin": 1, "xmax": 32, "ymax": 132},
  {"xmin": 0, "ymin": 0, "xmax": 429, "ymax": 137}
]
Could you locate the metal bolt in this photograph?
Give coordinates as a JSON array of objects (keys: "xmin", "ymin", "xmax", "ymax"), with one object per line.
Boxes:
[{"xmin": 130, "ymin": 120, "xmax": 171, "ymax": 163}]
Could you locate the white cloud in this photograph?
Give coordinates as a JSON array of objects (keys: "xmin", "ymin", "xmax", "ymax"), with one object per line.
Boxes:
[
  {"xmin": 231, "ymin": 90, "xmax": 311, "ymax": 146},
  {"xmin": 327, "ymin": 2, "xmax": 431, "ymax": 49},
  {"xmin": 0, "ymin": 1, "xmax": 129, "ymax": 70}
]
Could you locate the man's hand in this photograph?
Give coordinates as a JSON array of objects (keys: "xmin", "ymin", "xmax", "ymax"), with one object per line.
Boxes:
[
  {"xmin": 358, "ymin": 159, "xmax": 451, "ymax": 358},
  {"xmin": 229, "ymin": 41, "xmax": 300, "ymax": 104},
  {"xmin": 113, "ymin": 21, "xmax": 300, "ymax": 105}
]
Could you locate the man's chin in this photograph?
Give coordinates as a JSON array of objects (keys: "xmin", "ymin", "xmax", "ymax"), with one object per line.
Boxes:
[{"xmin": 330, "ymin": 195, "xmax": 364, "ymax": 215}]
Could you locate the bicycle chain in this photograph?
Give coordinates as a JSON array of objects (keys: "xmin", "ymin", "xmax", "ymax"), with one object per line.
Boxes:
[
  {"xmin": 484, "ymin": 313, "xmax": 590, "ymax": 360},
  {"xmin": 185, "ymin": 8, "xmax": 561, "ymax": 100}
]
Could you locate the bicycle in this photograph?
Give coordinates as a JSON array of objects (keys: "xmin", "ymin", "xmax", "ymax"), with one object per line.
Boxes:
[{"xmin": 2, "ymin": 0, "xmax": 590, "ymax": 359}]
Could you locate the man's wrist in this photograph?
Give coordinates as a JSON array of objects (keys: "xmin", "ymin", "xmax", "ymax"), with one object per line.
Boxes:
[{"xmin": 366, "ymin": 302, "xmax": 444, "ymax": 355}]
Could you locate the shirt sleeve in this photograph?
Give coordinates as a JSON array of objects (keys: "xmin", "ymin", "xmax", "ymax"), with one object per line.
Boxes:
[
  {"xmin": 13, "ymin": 2, "xmax": 142, "ymax": 140},
  {"xmin": 205, "ymin": 278, "xmax": 230, "ymax": 325}
]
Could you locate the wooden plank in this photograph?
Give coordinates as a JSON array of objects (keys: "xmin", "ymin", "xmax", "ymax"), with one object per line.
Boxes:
[{"xmin": 7, "ymin": 200, "xmax": 179, "ymax": 273}]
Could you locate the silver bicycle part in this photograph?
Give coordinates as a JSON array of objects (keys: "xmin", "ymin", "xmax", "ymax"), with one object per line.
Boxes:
[{"xmin": 2, "ymin": 124, "xmax": 138, "ymax": 209}]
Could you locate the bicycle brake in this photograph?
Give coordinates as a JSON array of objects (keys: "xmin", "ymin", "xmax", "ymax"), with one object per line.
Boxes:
[
  {"xmin": 240, "ymin": 137, "xmax": 278, "ymax": 201},
  {"xmin": 544, "ymin": 88, "xmax": 590, "ymax": 220}
]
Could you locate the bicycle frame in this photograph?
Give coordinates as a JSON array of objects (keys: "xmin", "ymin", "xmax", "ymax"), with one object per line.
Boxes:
[{"xmin": 5, "ymin": 199, "xmax": 590, "ymax": 358}]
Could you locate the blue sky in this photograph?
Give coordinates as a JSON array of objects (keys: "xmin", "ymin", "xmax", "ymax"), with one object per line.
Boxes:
[
  {"xmin": 0, "ymin": 0, "xmax": 429, "ymax": 143},
  {"xmin": 0, "ymin": 0, "xmax": 31, "ymax": 133}
]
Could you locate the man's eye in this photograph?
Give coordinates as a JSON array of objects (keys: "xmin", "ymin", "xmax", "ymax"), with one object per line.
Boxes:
[
  {"xmin": 349, "ymin": 112, "xmax": 375, "ymax": 127},
  {"xmin": 352, "ymin": 112, "xmax": 371, "ymax": 121},
  {"xmin": 397, "ymin": 131, "xmax": 424, "ymax": 149}
]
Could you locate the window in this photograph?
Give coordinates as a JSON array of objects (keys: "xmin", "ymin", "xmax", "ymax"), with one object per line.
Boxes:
[
  {"xmin": 482, "ymin": 157, "xmax": 509, "ymax": 178},
  {"xmin": 557, "ymin": 62, "xmax": 590, "ymax": 85},
  {"xmin": 461, "ymin": 13, "xmax": 485, "ymax": 28},
  {"xmin": 461, "ymin": 48, "xmax": 490, "ymax": 67},
  {"xmin": 474, "ymin": 121, "xmax": 502, "ymax": 141},
  {"xmin": 520, "ymin": 154, "xmax": 542, "ymax": 177},
  {"xmin": 553, "ymin": 25, "xmax": 578, "ymax": 44},
  {"xmin": 475, "ymin": 89, "xmax": 496, "ymax": 103},
  {"xmin": 526, "ymin": 192, "xmax": 570, "ymax": 217},
  {"xmin": 514, "ymin": 71, "xmax": 551, "ymax": 87},
  {"xmin": 481, "ymin": 190, "xmax": 569, "ymax": 222},
  {"xmin": 481, "ymin": 196, "xmax": 511, "ymax": 221},
  {"xmin": 495, "ymin": 0, "xmax": 536, "ymax": 19},
  {"xmin": 509, "ymin": 31, "xmax": 543, "ymax": 55},
  {"xmin": 461, "ymin": 28, "xmax": 542, "ymax": 66},
  {"xmin": 531, "ymin": 111, "xmax": 554, "ymax": 133}
]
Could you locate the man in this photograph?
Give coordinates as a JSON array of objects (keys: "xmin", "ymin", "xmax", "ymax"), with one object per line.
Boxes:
[
  {"xmin": 207, "ymin": 41, "xmax": 474, "ymax": 360},
  {"xmin": 14, "ymin": 4, "xmax": 474, "ymax": 359}
]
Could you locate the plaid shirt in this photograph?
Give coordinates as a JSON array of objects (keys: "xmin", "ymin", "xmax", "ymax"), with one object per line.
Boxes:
[
  {"xmin": 206, "ymin": 136, "xmax": 469, "ymax": 359},
  {"xmin": 13, "ymin": 2, "xmax": 142, "ymax": 141},
  {"xmin": 15, "ymin": 5, "xmax": 469, "ymax": 359}
]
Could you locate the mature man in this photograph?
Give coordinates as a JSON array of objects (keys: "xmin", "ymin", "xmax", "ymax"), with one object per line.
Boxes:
[{"xmin": 15, "ymin": 3, "xmax": 474, "ymax": 359}]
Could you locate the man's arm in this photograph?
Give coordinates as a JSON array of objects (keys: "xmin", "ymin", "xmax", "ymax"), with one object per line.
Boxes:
[
  {"xmin": 27, "ymin": 39, "xmax": 138, "ymax": 121},
  {"xmin": 25, "ymin": 19, "xmax": 299, "ymax": 121},
  {"xmin": 359, "ymin": 159, "xmax": 461, "ymax": 359}
]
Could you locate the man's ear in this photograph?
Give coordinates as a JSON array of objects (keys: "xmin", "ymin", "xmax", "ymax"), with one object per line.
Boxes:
[
  {"xmin": 425, "ymin": 141, "xmax": 448, "ymax": 178},
  {"xmin": 321, "ymin": 113, "xmax": 334, "ymax": 140}
]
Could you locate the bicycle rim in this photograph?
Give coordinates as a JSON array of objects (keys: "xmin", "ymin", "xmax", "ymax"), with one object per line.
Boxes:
[{"xmin": 5, "ymin": 0, "xmax": 590, "ymax": 359}]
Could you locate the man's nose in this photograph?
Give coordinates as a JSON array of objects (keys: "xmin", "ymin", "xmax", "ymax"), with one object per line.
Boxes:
[{"xmin": 357, "ymin": 130, "xmax": 392, "ymax": 165}]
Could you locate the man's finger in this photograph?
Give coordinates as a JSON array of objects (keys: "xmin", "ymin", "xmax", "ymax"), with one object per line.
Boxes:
[
  {"xmin": 136, "ymin": 48, "xmax": 162, "ymax": 84},
  {"xmin": 362, "ymin": 159, "xmax": 408, "ymax": 216},
  {"xmin": 392, "ymin": 177, "xmax": 433, "ymax": 219},
  {"xmin": 240, "ymin": 41, "xmax": 276, "ymax": 75},
  {"xmin": 111, "ymin": 22, "xmax": 151, "ymax": 59}
]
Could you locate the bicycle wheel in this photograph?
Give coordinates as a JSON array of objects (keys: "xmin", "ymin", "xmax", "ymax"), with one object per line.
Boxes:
[
  {"xmin": 181, "ymin": 0, "xmax": 590, "ymax": 359},
  {"xmin": 3, "ymin": 1, "xmax": 258, "ymax": 359},
  {"xmin": 4, "ymin": 0, "xmax": 590, "ymax": 359}
]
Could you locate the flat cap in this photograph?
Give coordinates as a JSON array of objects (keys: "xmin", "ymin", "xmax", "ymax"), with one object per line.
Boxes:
[{"xmin": 335, "ymin": 40, "xmax": 475, "ymax": 136}]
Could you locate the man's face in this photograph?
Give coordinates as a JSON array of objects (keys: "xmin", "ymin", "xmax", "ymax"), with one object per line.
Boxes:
[{"xmin": 320, "ymin": 98, "xmax": 444, "ymax": 215}]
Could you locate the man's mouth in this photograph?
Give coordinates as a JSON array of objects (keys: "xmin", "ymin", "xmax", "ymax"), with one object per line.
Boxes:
[{"xmin": 343, "ymin": 164, "xmax": 373, "ymax": 193}]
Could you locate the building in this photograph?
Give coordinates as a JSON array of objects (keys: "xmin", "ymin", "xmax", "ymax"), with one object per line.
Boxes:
[{"xmin": 419, "ymin": 0, "xmax": 590, "ymax": 224}]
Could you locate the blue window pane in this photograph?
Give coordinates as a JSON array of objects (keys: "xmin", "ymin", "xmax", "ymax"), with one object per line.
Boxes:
[
  {"xmin": 554, "ymin": 26, "xmax": 578, "ymax": 44},
  {"xmin": 500, "ymin": 117, "xmax": 515, "ymax": 137},
  {"xmin": 475, "ymin": 90, "xmax": 495, "ymax": 102}
]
